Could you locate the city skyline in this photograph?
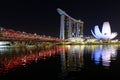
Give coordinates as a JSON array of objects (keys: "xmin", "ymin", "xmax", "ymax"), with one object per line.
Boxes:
[{"xmin": 0, "ymin": 0, "xmax": 120, "ymax": 38}]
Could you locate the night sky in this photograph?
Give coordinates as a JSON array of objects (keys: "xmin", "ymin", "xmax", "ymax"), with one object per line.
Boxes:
[{"xmin": 0, "ymin": 0, "xmax": 120, "ymax": 38}]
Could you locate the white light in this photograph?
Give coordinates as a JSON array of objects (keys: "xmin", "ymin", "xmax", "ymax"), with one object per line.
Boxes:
[{"xmin": 0, "ymin": 41, "xmax": 10, "ymax": 46}]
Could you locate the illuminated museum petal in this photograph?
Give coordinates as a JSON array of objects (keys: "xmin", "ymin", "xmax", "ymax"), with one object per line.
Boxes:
[
  {"xmin": 110, "ymin": 32, "xmax": 118, "ymax": 39},
  {"xmin": 101, "ymin": 22, "xmax": 111, "ymax": 39},
  {"xmin": 94, "ymin": 25, "xmax": 103, "ymax": 38},
  {"xmin": 91, "ymin": 29, "xmax": 100, "ymax": 39},
  {"xmin": 102, "ymin": 22, "xmax": 111, "ymax": 36},
  {"xmin": 91, "ymin": 25, "xmax": 103, "ymax": 39}
]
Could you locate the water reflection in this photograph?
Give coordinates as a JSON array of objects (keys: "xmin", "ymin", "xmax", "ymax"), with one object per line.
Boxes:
[
  {"xmin": 0, "ymin": 44, "xmax": 119, "ymax": 79},
  {"xmin": 60, "ymin": 45, "xmax": 119, "ymax": 75},
  {"xmin": 0, "ymin": 46, "xmax": 64, "ymax": 75},
  {"xmin": 91, "ymin": 45, "xmax": 118, "ymax": 67},
  {"xmin": 60, "ymin": 45, "xmax": 84, "ymax": 73}
]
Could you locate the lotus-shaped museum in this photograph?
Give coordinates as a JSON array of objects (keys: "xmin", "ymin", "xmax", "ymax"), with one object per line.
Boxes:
[{"xmin": 91, "ymin": 21, "xmax": 118, "ymax": 40}]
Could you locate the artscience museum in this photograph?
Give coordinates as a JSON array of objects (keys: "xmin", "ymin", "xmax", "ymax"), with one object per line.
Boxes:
[{"xmin": 91, "ymin": 21, "xmax": 118, "ymax": 40}]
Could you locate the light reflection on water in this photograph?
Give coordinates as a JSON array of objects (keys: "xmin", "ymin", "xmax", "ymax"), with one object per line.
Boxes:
[
  {"xmin": 0, "ymin": 46, "xmax": 61, "ymax": 74},
  {"xmin": 59, "ymin": 45, "xmax": 119, "ymax": 78},
  {"xmin": 0, "ymin": 45, "xmax": 120, "ymax": 79},
  {"xmin": 91, "ymin": 45, "xmax": 118, "ymax": 67}
]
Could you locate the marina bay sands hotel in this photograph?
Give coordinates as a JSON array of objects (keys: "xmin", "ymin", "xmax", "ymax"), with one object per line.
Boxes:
[{"xmin": 57, "ymin": 8, "xmax": 84, "ymax": 40}]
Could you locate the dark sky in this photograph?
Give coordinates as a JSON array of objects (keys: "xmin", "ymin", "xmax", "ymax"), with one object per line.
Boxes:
[{"xmin": 0, "ymin": 0, "xmax": 120, "ymax": 38}]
